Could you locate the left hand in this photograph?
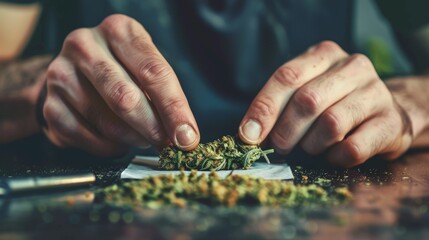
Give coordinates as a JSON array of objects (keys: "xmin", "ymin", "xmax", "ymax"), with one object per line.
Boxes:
[{"xmin": 238, "ymin": 41, "xmax": 413, "ymax": 167}]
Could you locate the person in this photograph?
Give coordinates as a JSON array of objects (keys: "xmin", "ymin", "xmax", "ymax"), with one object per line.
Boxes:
[{"xmin": 0, "ymin": 0, "xmax": 428, "ymax": 168}]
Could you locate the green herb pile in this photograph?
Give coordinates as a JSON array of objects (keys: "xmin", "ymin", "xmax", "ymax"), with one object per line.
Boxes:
[
  {"xmin": 158, "ymin": 135, "xmax": 274, "ymax": 171},
  {"xmin": 99, "ymin": 171, "xmax": 352, "ymax": 209}
]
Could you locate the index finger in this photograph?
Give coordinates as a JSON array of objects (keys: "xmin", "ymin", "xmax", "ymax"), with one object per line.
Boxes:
[
  {"xmin": 239, "ymin": 41, "xmax": 348, "ymax": 145},
  {"xmin": 98, "ymin": 15, "xmax": 199, "ymax": 150}
]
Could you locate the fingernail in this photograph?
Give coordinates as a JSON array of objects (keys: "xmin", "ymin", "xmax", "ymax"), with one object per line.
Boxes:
[
  {"xmin": 240, "ymin": 119, "xmax": 261, "ymax": 143},
  {"xmin": 175, "ymin": 124, "xmax": 197, "ymax": 148}
]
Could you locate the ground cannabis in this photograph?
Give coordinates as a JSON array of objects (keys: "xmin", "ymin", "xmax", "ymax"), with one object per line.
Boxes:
[
  {"xmin": 99, "ymin": 171, "xmax": 352, "ymax": 209},
  {"xmin": 159, "ymin": 135, "xmax": 274, "ymax": 171}
]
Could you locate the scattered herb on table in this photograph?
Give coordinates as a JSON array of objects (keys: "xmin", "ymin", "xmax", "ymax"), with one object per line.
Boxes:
[
  {"xmin": 99, "ymin": 171, "xmax": 352, "ymax": 209},
  {"xmin": 315, "ymin": 178, "xmax": 332, "ymax": 186},
  {"xmin": 158, "ymin": 135, "xmax": 274, "ymax": 170}
]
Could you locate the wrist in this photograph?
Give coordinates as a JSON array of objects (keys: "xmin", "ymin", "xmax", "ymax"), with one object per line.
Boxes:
[
  {"xmin": 386, "ymin": 75, "xmax": 429, "ymax": 145},
  {"xmin": 0, "ymin": 57, "xmax": 51, "ymax": 143},
  {"xmin": 1, "ymin": 72, "xmax": 47, "ymax": 143}
]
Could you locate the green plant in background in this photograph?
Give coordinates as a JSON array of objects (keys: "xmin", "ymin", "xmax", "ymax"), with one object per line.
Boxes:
[
  {"xmin": 366, "ymin": 37, "xmax": 394, "ymax": 77},
  {"xmin": 159, "ymin": 135, "xmax": 274, "ymax": 171}
]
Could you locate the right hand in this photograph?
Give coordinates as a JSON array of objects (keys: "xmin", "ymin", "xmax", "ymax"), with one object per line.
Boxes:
[{"xmin": 42, "ymin": 14, "xmax": 200, "ymax": 157}]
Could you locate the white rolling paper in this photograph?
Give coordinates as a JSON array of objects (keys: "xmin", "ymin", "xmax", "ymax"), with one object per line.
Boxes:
[{"xmin": 121, "ymin": 156, "xmax": 294, "ymax": 180}]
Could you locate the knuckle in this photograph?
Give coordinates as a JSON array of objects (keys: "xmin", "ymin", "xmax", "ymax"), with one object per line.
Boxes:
[
  {"xmin": 350, "ymin": 53, "xmax": 372, "ymax": 68},
  {"xmin": 321, "ymin": 110, "xmax": 344, "ymax": 141},
  {"xmin": 43, "ymin": 100, "xmax": 75, "ymax": 141},
  {"xmin": 93, "ymin": 60, "xmax": 119, "ymax": 84},
  {"xmin": 130, "ymin": 35, "xmax": 153, "ymax": 54},
  {"xmin": 315, "ymin": 40, "xmax": 342, "ymax": 53},
  {"xmin": 46, "ymin": 60, "xmax": 69, "ymax": 84},
  {"xmin": 43, "ymin": 98, "xmax": 58, "ymax": 124},
  {"xmin": 270, "ymin": 131, "xmax": 290, "ymax": 151},
  {"xmin": 343, "ymin": 140, "xmax": 366, "ymax": 164},
  {"xmin": 100, "ymin": 14, "xmax": 134, "ymax": 32},
  {"xmin": 163, "ymin": 98, "xmax": 187, "ymax": 117},
  {"xmin": 273, "ymin": 65, "xmax": 301, "ymax": 87},
  {"xmin": 63, "ymin": 28, "xmax": 93, "ymax": 57},
  {"xmin": 250, "ymin": 97, "xmax": 277, "ymax": 119},
  {"xmin": 45, "ymin": 61, "xmax": 59, "ymax": 80},
  {"xmin": 138, "ymin": 58, "xmax": 172, "ymax": 85},
  {"xmin": 109, "ymin": 82, "xmax": 141, "ymax": 115},
  {"xmin": 147, "ymin": 125, "xmax": 165, "ymax": 144},
  {"xmin": 100, "ymin": 14, "xmax": 150, "ymax": 43},
  {"xmin": 309, "ymin": 40, "xmax": 348, "ymax": 62},
  {"xmin": 292, "ymin": 88, "xmax": 321, "ymax": 116}
]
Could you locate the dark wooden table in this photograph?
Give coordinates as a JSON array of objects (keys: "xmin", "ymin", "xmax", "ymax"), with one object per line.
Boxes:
[{"xmin": 0, "ymin": 134, "xmax": 428, "ymax": 240}]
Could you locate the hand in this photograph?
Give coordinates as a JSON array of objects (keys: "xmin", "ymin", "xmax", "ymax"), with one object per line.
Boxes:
[
  {"xmin": 239, "ymin": 41, "xmax": 413, "ymax": 167},
  {"xmin": 42, "ymin": 14, "xmax": 200, "ymax": 157}
]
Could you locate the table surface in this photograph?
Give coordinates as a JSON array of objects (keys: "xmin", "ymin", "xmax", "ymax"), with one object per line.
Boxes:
[{"xmin": 0, "ymin": 134, "xmax": 428, "ymax": 240}]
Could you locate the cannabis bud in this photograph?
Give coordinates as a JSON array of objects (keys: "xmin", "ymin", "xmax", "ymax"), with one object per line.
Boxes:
[
  {"xmin": 99, "ymin": 171, "xmax": 353, "ymax": 209},
  {"xmin": 159, "ymin": 135, "xmax": 274, "ymax": 171}
]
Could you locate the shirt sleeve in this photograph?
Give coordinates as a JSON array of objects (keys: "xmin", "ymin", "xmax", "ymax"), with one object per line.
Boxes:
[{"xmin": 376, "ymin": 0, "xmax": 429, "ymax": 33}]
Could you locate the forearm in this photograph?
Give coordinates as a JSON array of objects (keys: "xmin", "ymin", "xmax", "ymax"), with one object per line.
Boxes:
[
  {"xmin": 386, "ymin": 74, "xmax": 429, "ymax": 148},
  {"xmin": 0, "ymin": 55, "xmax": 52, "ymax": 143}
]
